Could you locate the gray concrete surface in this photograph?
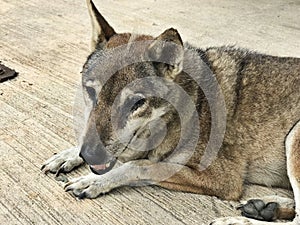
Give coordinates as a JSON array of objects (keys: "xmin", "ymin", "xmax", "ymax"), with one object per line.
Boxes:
[{"xmin": 0, "ymin": 0, "xmax": 299, "ymax": 224}]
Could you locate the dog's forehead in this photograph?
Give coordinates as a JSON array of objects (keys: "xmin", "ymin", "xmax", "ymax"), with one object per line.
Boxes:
[
  {"xmin": 82, "ymin": 33, "xmax": 153, "ymax": 74},
  {"xmin": 98, "ymin": 64, "xmax": 158, "ymax": 105}
]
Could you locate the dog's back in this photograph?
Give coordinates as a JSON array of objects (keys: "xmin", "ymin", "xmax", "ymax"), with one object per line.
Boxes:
[{"xmin": 202, "ymin": 47, "xmax": 300, "ymax": 188}]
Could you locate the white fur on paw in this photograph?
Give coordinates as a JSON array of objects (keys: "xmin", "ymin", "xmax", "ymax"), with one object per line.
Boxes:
[
  {"xmin": 211, "ymin": 217, "xmax": 253, "ymax": 225},
  {"xmin": 64, "ymin": 173, "xmax": 113, "ymax": 199},
  {"xmin": 41, "ymin": 147, "xmax": 84, "ymax": 175}
]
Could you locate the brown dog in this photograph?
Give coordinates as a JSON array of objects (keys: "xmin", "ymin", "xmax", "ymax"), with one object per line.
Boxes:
[{"xmin": 42, "ymin": 1, "xmax": 300, "ymax": 224}]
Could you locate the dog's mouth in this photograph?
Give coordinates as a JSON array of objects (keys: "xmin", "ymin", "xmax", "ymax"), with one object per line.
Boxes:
[
  {"xmin": 79, "ymin": 142, "xmax": 118, "ymax": 175},
  {"xmin": 89, "ymin": 158, "xmax": 117, "ymax": 175}
]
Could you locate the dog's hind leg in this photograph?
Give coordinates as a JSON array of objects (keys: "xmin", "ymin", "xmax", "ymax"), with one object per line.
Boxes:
[
  {"xmin": 211, "ymin": 121, "xmax": 300, "ymax": 225},
  {"xmin": 236, "ymin": 196, "xmax": 295, "ymax": 221},
  {"xmin": 286, "ymin": 120, "xmax": 300, "ymax": 224}
]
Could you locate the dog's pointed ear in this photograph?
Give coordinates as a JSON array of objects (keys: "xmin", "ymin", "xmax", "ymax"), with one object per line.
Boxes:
[
  {"xmin": 86, "ymin": 0, "xmax": 116, "ymax": 50},
  {"xmin": 146, "ymin": 28, "xmax": 184, "ymax": 80}
]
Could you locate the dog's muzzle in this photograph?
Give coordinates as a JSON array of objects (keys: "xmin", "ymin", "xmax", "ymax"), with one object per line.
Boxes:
[{"xmin": 79, "ymin": 143, "xmax": 117, "ymax": 175}]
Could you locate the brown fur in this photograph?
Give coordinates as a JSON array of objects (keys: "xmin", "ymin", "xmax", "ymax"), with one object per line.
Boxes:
[{"xmin": 277, "ymin": 208, "xmax": 296, "ymax": 221}]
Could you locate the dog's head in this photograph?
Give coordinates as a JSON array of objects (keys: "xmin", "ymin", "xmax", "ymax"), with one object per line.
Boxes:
[{"xmin": 79, "ymin": 0, "xmax": 200, "ymax": 174}]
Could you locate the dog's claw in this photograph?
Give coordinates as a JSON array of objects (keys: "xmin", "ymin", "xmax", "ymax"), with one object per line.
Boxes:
[
  {"xmin": 64, "ymin": 181, "xmax": 71, "ymax": 189},
  {"xmin": 40, "ymin": 164, "xmax": 46, "ymax": 171},
  {"xmin": 64, "ymin": 185, "xmax": 73, "ymax": 192},
  {"xmin": 65, "ymin": 187, "xmax": 72, "ymax": 192},
  {"xmin": 78, "ymin": 192, "xmax": 87, "ymax": 199},
  {"xmin": 41, "ymin": 166, "xmax": 51, "ymax": 175},
  {"xmin": 56, "ymin": 166, "xmax": 66, "ymax": 177}
]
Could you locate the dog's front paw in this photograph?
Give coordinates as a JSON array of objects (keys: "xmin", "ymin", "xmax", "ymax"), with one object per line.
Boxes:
[
  {"xmin": 41, "ymin": 147, "xmax": 84, "ymax": 176},
  {"xmin": 210, "ymin": 217, "xmax": 253, "ymax": 225},
  {"xmin": 64, "ymin": 174, "xmax": 113, "ymax": 199}
]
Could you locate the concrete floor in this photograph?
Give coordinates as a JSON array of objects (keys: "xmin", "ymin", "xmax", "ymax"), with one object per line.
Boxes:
[{"xmin": 0, "ymin": 0, "xmax": 299, "ymax": 224}]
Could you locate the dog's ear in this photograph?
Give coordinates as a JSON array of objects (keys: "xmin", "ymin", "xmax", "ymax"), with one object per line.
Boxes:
[
  {"xmin": 86, "ymin": 0, "xmax": 116, "ymax": 51},
  {"xmin": 146, "ymin": 28, "xmax": 184, "ymax": 80}
]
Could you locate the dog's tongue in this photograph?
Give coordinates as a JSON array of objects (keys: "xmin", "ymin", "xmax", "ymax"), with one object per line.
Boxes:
[
  {"xmin": 90, "ymin": 164, "xmax": 106, "ymax": 170},
  {"xmin": 89, "ymin": 159, "xmax": 117, "ymax": 175}
]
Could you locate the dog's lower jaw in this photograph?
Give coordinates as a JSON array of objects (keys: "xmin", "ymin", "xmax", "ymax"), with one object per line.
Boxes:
[{"xmin": 89, "ymin": 158, "xmax": 117, "ymax": 175}]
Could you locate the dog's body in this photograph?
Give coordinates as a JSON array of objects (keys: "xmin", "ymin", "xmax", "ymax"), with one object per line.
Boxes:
[{"xmin": 42, "ymin": 1, "xmax": 300, "ymax": 224}]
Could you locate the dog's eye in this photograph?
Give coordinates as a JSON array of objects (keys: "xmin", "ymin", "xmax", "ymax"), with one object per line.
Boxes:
[{"xmin": 131, "ymin": 98, "xmax": 146, "ymax": 112}]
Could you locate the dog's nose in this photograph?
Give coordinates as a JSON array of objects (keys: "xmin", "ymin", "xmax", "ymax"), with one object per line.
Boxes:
[{"xmin": 80, "ymin": 142, "xmax": 107, "ymax": 164}]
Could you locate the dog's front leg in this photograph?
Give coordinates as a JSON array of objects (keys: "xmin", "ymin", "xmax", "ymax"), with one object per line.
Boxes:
[
  {"xmin": 65, "ymin": 157, "xmax": 245, "ymax": 200},
  {"xmin": 64, "ymin": 159, "xmax": 184, "ymax": 199}
]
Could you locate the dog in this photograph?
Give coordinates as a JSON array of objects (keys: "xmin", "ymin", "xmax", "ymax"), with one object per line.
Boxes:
[{"xmin": 41, "ymin": 0, "xmax": 300, "ymax": 224}]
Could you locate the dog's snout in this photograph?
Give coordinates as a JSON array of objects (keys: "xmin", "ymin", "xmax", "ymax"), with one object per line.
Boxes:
[
  {"xmin": 80, "ymin": 142, "xmax": 116, "ymax": 174},
  {"xmin": 80, "ymin": 142, "xmax": 106, "ymax": 164}
]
